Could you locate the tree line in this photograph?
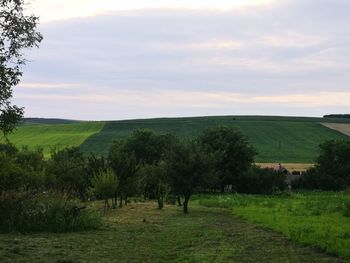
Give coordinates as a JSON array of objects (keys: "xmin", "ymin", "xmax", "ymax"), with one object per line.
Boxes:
[{"xmin": 1, "ymin": 125, "xmax": 350, "ymax": 232}]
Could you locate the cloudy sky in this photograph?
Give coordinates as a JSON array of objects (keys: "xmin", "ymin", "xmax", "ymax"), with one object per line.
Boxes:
[{"xmin": 14, "ymin": 0, "xmax": 350, "ymax": 120}]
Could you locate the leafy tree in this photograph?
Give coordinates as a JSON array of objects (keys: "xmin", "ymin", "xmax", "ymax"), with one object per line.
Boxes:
[
  {"xmin": 296, "ymin": 140, "xmax": 350, "ymax": 190},
  {"xmin": 108, "ymin": 140, "xmax": 138, "ymax": 207},
  {"xmin": 166, "ymin": 140, "xmax": 214, "ymax": 213},
  {"xmin": 0, "ymin": 151, "xmax": 23, "ymax": 194},
  {"xmin": 139, "ymin": 162, "xmax": 169, "ymax": 209},
  {"xmin": 91, "ymin": 170, "xmax": 118, "ymax": 213},
  {"xmin": 0, "ymin": 0, "xmax": 42, "ymax": 138},
  {"xmin": 46, "ymin": 147, "xmax": 87, "ymax": 198},
  {"xmin": 0, "ymin": 146, "xmax": 45, "ymax": 194},
  {"xmin": 199, "ymin": 126, "xmax": 256, "ymax": 192},
  {"xmin": 126, "ymin": 129, "xmax": 177, "ymax": 165},
  {"xmin": 85, "ymin": 154, "xmax": 108, "ymax": 188}
]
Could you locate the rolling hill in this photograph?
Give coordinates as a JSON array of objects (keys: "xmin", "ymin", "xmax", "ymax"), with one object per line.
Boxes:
[{"xmin": 2, "ymin": 116, "xmax": 350, "ymax": 163}]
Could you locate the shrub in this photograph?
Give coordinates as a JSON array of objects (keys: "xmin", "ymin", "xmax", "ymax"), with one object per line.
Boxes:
[
  {"xmin": 91, "ymin": 170, "xmax": 118, "ymax": 211},
  {"xmin": 236, "ymin": 166, "xmax": 287, "ymax": 194},
  {"xmin": 0, "ymin": 193, "xmax": 101, "ymax": 233}
]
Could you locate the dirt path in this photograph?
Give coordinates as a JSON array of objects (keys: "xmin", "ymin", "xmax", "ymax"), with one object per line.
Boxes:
[
  {"xmin": 211, "ymin": 210, "xmax": 343, "ymax": 262},
  {"xmin": 0, "ymin": 203, "xmax": 344, "ymax": 262}
]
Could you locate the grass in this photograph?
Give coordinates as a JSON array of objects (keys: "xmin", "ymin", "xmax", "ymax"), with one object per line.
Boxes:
[
  {"xmin": 1, "ymin": 122, "xmax": 104, "ymax": 156},
  {"xmin": 197, "ymin": 191, "xmax": 350, "ymax": 260},
  {"xmin": 3, "ymin": 115, "xmax": 350, "ymax": 162},
  {"xmin": 0, "ymin": 201, "xmax": 341, "ymax": 262}
]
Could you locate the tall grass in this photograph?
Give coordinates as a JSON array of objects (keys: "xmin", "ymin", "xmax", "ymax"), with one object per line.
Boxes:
[{"xmin": 197, "ymin": 191, "xmax": 350, "ymax": 259}]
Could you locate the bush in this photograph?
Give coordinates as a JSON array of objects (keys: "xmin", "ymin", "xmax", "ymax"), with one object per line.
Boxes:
[
  {"xmin": 293, "ymin": 140, "xmax": 350, "ymax": 190},
  {"xmin": 0, "ymin": 193, "xmax": 101, "ymax": 233},
  {"xmin": 236, "ymin": 166, "xmax": 287, "ymax": 194}
]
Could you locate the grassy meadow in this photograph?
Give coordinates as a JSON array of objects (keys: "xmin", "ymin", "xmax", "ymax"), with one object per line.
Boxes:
[
  {"xmin": 7, "ymin": 115, "xmax": 347, "ymax": 163},
  {"xmin": 0, "ymin": 202, "xmax": 341, "ymax": 262},
  {"xmin": 197, "ymin": 192, "xmax": 350, "ymax": 260}
]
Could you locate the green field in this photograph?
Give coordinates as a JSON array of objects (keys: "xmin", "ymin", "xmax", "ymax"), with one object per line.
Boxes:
[
  {"xmin": 197, "ymin": 192, "xmax": 350, "ymax": 260},
  {"xmin": 1, "ymin": 122, "xmax": 104, "ymax": 156},
  {"xmin": 0, "ymin": 202, "xmax": 340, "ymax": 262},
  {"xmin": 3, "ymin": 116, "xmax": 350, "ymax": 162}
]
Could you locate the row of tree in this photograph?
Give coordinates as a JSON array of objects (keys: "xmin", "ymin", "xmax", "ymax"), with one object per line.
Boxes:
[{"xmin": 0, "ymin": 126, "xmax": 289, "ymax": 213}]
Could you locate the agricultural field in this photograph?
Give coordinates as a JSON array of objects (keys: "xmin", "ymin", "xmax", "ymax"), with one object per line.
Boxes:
[
  {"xmin": 197, "ymin": 191, "xmax": 350, "ymax": 260},
  {"xmin": 321, "ymin": 123, "xmax": 350, "ymax": 137},
  {"xmin": 1, "ymin": 122, "xmax": 104, "ymax": 156},
  {"xmin": 4, "ymin": 115, "xmax": 350, "ymax": 163},
  {"xmin": 0, "ymin": 202, "xmax": 341, "ymax": 262}
]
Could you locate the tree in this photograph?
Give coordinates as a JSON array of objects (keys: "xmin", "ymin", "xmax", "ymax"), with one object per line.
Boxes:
[
  {"xmin": 166, "ymin": 140, "xmax": 214, "ymax": 213},
  {"xmin": 46, "ymin": 147, "xmax": 87, "ymax": 198},
  {"xmin": 293, "ymin": 140, "xmax": 350, "ymax": 190},
  {"xmin": 199, "ymin": 126, "xmax": 256, "ymax": 192},
  {"xmin": 108, "ymin": 140, "xmax": 138, "ymax": 207},
  {"xmin": 126, "ymin": 129, "xmax": 177, "ymax": 165},
  {"xmin": 138, "ymin": 162, "xmax": 169, "ymax": 209},
  {"xmin": 91, "ymin": 170, "xmax": 118, "ymax": 213},
  {"xmin": 0, "ymin": 0, "xmax": 42, "ymax": 138}
]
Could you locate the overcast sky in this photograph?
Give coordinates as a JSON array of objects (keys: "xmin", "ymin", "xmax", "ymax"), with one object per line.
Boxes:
[{"xmin": 14, "ymin": 0, "xmax": 350, "ymax": 120}]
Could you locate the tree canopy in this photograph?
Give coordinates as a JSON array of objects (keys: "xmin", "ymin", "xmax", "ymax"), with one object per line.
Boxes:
[
  {"xmin": 0, "ymin": 0, "xmax": 42, "ymax": 138},
  {"xmin": 199, "ymin": 126, "xmax": 256, "ymax": 191}
]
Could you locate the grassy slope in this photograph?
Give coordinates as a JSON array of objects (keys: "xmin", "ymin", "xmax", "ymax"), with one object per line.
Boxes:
[
  {"xmin": 198, "ymin": 192, "xmax": 350, "ymax": 260},
  {"xmin": 2, "ymin": 122, "xmax": 104, "ymax": 156},
  {"xmin": 81, "ymin": 116, "xmax": 350, "ymax": 163},
  {"xmin": 0, "ymin": 202, "xmax": 340, "ymax": 262}
]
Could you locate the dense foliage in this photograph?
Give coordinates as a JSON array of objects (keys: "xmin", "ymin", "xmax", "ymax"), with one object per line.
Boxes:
[
  {"xmin": 199, "ymin": 126, "xmax": 256, "ymax": 191},
  {"xmin": 0, "ymin": 145, "xmax": 100, "ymax": 233},
  {"xmin": 293, "ymin": 140, "xmax": 350, "ymax": 190}
]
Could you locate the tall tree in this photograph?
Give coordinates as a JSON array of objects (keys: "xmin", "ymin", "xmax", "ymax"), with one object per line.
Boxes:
[
  {"xmin": 0, "ymin": 0, "xmax": 42, "ymax": 138},
  {"xmin": 166, "ymin": 140, "xmax": 214, "ymax": 213},
  {"xmin": 108, "ymin": 140, "xmax": 138, "ymax": 207},
  {"xmin": 199, "ymin": 126, "xmax": 256, "ymax": 192}
]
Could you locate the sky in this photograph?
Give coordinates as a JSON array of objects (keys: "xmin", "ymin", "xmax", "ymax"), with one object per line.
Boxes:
[{"xmin": 13, "ymin": 0, "xmax": 350, "ymax": 120}]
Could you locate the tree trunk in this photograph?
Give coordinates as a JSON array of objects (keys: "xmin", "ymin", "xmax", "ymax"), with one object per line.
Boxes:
[
  {"xmin": 124, "ymin": 195, "xmax": 128, "ymax": 205},
  {"xmin": 104, "ymin": 199, "xmax": 109, "ymax": 214},
  {"xmin": 157, "ymin": 194, "xmax": 164, "ymax": 209},
  {"xmin": 177, "ymin": 195, "xmax": 182, "ymax": 206},
  {"xmin": 183, "ymin": 194, "xmax": 190, "ymax": 214},
  {"xmin": 112, "ymin": 192, "xmax": 117, "ymax": 209},
  {"xmin": 119, "ymin": 195, "xmax": 123, "ymax": 208}
]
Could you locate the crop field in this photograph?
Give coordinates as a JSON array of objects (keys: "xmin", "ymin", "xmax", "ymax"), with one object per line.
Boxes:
[
  {"xmin": 3, "ymin": 116, "xmax": 350, "ymax": 162},
  {"xmin": 0, "ymin": 202, "xmax": 341, "ymax": 262},
  {"xmin": 321, "ymin": 123, "xmax": 350, "ymax": 137},
  {"xmin": 197, "ymin": 192, "xmax": 350, "ymax": 260},
  {"xmin": 1, "ymin": 122, "xmax": 104, "ymax": 156}
]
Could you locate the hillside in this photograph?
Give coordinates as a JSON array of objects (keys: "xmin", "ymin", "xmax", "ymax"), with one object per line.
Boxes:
[
  {"xmin": 2, "ymin": 122, "xmax": 104, "ymax": 156},
  {"xmin": 3, "ymin": 116, "xmax": 350, "ymax": 163}
]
